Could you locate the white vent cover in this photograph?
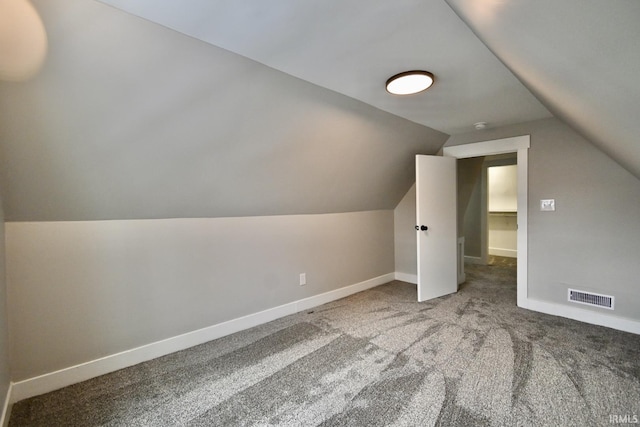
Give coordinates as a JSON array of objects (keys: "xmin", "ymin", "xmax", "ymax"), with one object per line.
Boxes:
[{"xmin": 568, "ymin": 289, "xmax": 614, "ymax": 310}]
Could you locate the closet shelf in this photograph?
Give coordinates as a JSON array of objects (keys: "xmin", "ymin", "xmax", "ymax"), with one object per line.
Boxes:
[{"xmin": 489, "ymin": 211, "xmax": 517, "ymax": 216}]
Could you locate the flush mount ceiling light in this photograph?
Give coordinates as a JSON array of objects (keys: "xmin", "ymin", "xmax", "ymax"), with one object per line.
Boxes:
[
  {"xmin": 386, "ymin": 70, "xmax": 434, "ymax": 95},
  {"xmin": 0, "ymin": 0, "xmax": 48, "ymax": 81}
]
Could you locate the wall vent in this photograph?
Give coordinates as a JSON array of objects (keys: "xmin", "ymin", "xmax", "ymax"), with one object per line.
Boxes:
[{"xmin": 568, "ymin": 289, "xmax": 614, "ymax": 310}]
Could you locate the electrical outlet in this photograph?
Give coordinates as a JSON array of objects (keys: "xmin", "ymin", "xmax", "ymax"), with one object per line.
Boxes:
[{"xmin": 299, "ymin": 273, "xmax": 306, "ymax": 286}]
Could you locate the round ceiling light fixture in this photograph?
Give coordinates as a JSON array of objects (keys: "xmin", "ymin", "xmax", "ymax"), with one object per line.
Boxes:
[
  {"xmin": 386, "ymin": 70, "xmax": 434, "ymax": 95},
  {"xmin": 0, "ymin": 0, "xmax": 48, "ymax": 82}
]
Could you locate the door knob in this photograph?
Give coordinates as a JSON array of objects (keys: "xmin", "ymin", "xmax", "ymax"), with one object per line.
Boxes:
[{"xmin": 415, "ymin": 225, "xmax": 428, "ymax": 231}]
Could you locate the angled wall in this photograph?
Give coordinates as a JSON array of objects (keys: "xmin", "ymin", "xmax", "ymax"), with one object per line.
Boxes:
[
  {"xmin": 446, "ymin": 0, "xmax": 640, "ymax": 180},
  {"xmin": 0, "ymin": 0, "xmax": 446, "ymax": 222}
]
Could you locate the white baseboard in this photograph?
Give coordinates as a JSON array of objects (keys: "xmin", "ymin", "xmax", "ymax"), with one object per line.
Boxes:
[
  {"xmin": 12, "ymin": 271, "xmax": 637, "ymax": 407},
  {"xmin": 294, "ymin": 273, "xmax": 395, "ymax": 312},
  {"xmin": 394, "ymin": 272, "xmax": 417, "ymax": 284},
  {"xmin": 521, "ymin": 298, "xmax": 640, "ymax": 335},
  {"xmin": 10, "ymin": 273, "xmax": 395, "ymax": 404},
  {"xmin": 395, "ymin": 271, "xmax": 639, "ymax": 335},
  {"xmin": 488, "ymin": 248, "xmax": 517, "ymax": 258}
]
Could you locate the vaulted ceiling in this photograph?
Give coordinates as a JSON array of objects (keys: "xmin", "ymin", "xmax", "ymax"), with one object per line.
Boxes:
[
  {"xmin": 0, "ymin": 0, "xmax": 638, "ymax": 221},
  {"xmin": 446, "ymin": 0, "xmax": 640, "ymax": 182},
  {"xmin": 97, "ymin": 0, "xmax": 551, "ymax": 135}
]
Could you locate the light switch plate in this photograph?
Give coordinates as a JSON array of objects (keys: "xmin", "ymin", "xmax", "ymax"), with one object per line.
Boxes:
[{"xmin": 540, "ymin": 199, "xmax": 555, "ymax": 211}]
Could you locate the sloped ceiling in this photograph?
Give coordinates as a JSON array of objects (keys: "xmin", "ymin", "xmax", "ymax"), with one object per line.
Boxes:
[
  {"xmin": 97, "ymin": 0, "xmax": 550, "ymax": 135},
  {"xmin": 3, "ymin": 0, "xmax": 638, "ymax": 221},
  {"xmin": 445, "ymin": 0, "xmax": 640, "ymax": 179},
  {"xmin": 98, "ymin": 0, "xmax": 640, "ymax": 180},
  {"xmin": 0, "ymin": 0, "xmax": 449, "ymax": 221}
]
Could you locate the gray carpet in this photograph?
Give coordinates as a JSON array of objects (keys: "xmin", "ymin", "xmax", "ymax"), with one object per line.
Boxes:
[{"xmin": 10, "ymin": 262, "xmax": 640, "ymax": 426}]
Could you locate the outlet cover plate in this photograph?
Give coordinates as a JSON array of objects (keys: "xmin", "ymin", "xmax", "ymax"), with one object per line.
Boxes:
[{"xmin": 540, "ymin": 199, "xmax": 555, "ymax": 211}]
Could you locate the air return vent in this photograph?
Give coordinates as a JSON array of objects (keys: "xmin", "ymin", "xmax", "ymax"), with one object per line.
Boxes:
[{"xmin": 568, "ymin": 289, "xmax": 614, "ymax": 310}]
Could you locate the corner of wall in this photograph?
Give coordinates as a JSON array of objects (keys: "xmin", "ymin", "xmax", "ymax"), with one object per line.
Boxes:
[
  {"xmin": 0, "ymin": 202, "xmax": 11, "ymax": 426},
  {"xmin": 1, "ymin": 384, "xmax": 12, "ymax": 427}
]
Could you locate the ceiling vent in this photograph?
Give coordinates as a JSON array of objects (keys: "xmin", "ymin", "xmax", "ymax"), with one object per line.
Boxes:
[{"xmin": 568, "ymin": 289, "xmax": 614, "ymax": 310}]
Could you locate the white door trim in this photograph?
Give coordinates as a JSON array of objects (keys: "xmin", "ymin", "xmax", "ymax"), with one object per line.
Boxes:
[
  {"xmin": 443, "ymin": 135, "xmax": 529, "ymax": 308},
  {"xmin": 443, "ymin": 135, "xmax": 530, "ymax": 158}
]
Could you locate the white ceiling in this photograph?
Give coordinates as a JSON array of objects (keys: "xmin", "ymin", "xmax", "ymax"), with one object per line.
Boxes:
[{"xmin": 97, "ymin": 0, "xmax": 551, "ymax": 135}]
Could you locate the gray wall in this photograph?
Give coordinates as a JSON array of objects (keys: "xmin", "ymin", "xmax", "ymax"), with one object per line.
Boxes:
[
  {"xmin": 394, "ymin": 184, "xmax": 416, "ymax": 277},
  {"xmin": 446, "ymin": 0, "xmax": 640, "ymax": 180},
  {"xmin": 7, "ymin": 211, "xmax": 394, "ymax": 381},
  {"xmin": 393, "ymin": 158, "xmax": 487, "ymax": 276},
  {"xmin": 395, "ymin": 118, "xmax": 640, "ymax": 321},
  {"xmin": 0, "ymin": 201, "xmax": 10, "ymax": 411},
  {"xmin": 0, "ymin": 0, "xmax": 447, "ymax": 222},
  {"xmin": 457, "ymin": 157, "xmax": 484, "ymax": 258},
  {"xmin": 445, "ymin": 118, "xmax": 640, "ymax": 321},
  {"xmin": 0, "ymin": 0, "xmax": 442, "ymax": 389}
]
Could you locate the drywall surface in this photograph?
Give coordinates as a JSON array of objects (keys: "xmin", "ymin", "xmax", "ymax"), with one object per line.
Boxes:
[
  {"xmin": 6, "ymin": 211, "xmax": 394, "ymax": 381},
  {"xmin": 394, "ymin": 184, "xmax": 416, "ymax": 277},
  {"xmin": 446, "ymin": 0, "xmax": 640, "ymax": 180},
  {"xmin": 488, "ymin": 165, "xmax": 517, "ymax": 257},
  {"xmin": 445, "ymin": 118, "xmax": 640, "ymax": 321},
  {"xmin": 0, "ymin": 201, "xmax": 10, "ymax": 414},
  {"xmin": 457, "ymin": 157, "xmax": 484, "ymax": 258},
  {"xmin": 488, "ymin": 165, "xmax": 517, "ymax": 212},
  {"xmin": 394, "ymin": 158, "xmax": 487, "ymax": 275},
  {"xmin": 0, "ymin": 0, "xmax": 447, "ymax": 222},
  {"xmin": 488, "ymin": 213, "xmax": 517, "ymax": 257}
]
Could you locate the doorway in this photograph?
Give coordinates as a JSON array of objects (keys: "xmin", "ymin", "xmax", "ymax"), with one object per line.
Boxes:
[
  {"xmin": 487, "ymin": 158, "xmax": 518, "ymax": 265},
  {"xmin": 457, "ymin": 154, "xmax": 517, "ymax": 267},
  {"xmin": 443, "ymin": 135, "xmax": 529, "ymax": 308}
]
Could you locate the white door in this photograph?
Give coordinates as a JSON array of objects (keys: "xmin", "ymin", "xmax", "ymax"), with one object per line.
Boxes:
[{"xmin": 416, "ymin": 155, "xmax": 458, "ymax": 302}]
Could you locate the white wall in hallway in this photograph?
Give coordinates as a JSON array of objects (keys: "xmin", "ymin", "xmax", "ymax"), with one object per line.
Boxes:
[
  {"xmin": 488, "ymin": 165, "xmax": 517, "ymax": 212},
  {"xmin": 488, "ymin": 213, "xmax": 517, "ymax": 258},
  {"xmin": 488, "ymin": 165, "xmax": 517, "ymax": 257}
]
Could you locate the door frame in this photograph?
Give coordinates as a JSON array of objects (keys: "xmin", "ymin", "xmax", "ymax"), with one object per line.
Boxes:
[{"xmin": 443, "ymin": 135, "xmax": 529, "ymax": 308}]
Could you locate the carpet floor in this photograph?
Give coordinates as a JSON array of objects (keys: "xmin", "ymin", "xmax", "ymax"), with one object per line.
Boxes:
[{"xmin": 10, "ymin": 262, "xmax": 640, "ymax": 426}]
